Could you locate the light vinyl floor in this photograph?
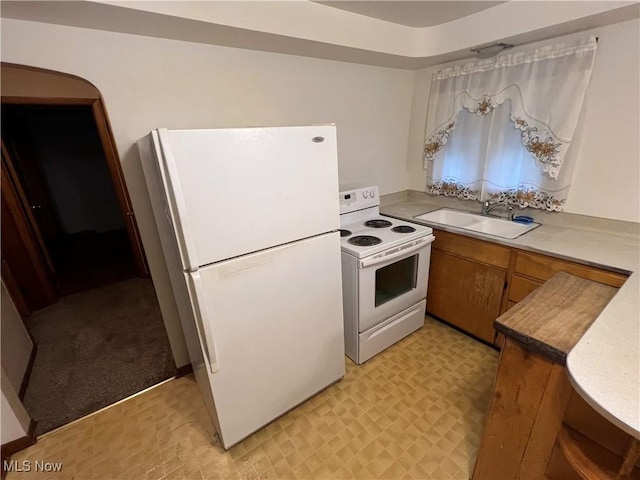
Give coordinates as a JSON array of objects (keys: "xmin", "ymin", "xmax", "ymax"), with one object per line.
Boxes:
[{"xmin": 7, "ymin": 317, "xmax": 499, "ymax": 480}]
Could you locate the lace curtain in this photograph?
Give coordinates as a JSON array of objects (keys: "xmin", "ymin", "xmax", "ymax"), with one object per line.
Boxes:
[{"xmin": 423, "ymin": 36, "xmax": 597, "ymax": 211}]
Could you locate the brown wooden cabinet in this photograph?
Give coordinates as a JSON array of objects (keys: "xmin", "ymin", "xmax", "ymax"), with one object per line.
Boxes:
[
  {"xmin": 514, "ymin": 251, "xmax": 627, "ymax": 287},
  {"xmin": 503, "ymin": 250, "xmax": 628, "ymax": 314},
  {"xmin": 426, "ymin": 229, "xmax": 629, "ymax": 345},
  {"xmin": 427, "ymin": 229, "xmax": 510, "ymax": 344},
  {"xmin": 427, "ymin": 250, "xmax": 506, "ymax": 343}
]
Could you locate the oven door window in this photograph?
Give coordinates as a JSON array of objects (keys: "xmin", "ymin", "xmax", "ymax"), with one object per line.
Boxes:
[{"xmin": 375, "ymin": 254, "xmax": 418, "ymax": 307}]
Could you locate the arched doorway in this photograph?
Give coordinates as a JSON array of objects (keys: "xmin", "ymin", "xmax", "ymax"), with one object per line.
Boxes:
[
  {"xmin": 1, "ymin": 64, "xmax": 176, "ymax": 437},
  {"xmin": 1, "ymin": 64, "xmax": 148, "ymax": 307}
]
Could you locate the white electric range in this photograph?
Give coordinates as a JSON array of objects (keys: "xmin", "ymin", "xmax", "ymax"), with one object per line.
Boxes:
[{"xmin": 339, "ymin": 186, "xmax": 435, "ymax": 364}]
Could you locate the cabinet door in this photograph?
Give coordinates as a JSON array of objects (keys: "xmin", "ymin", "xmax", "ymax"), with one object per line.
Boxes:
[
  {"xmin": 427, "ymin": 249, "xmax": 506, "ymax": 344},
  {"xmin": 508, "ymin": 275, "xmax": 543, "ymax": 304}
]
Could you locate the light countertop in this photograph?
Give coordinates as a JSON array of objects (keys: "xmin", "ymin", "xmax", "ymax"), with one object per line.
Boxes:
[{"xmin": 380, "ymin": 190, "xmax": 640, "ymax": 439}]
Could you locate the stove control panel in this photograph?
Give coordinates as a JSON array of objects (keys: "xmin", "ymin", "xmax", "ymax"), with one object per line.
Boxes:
[
  {"xmin": 362, "ymin": 189, "xmax": 376, "ymax": 199},
  {"xmin": 339, "ymin": 186, "xmax": 379, "ymax": 214}
]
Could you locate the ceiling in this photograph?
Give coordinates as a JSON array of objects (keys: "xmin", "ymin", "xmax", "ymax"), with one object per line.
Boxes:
[
  {"xmin": 1, "ymin": 1, "xmax": 638, "ymax": 69},
  {"xmin": 316, "ymin": 1, "xmax": 506, "ymax": 28}
]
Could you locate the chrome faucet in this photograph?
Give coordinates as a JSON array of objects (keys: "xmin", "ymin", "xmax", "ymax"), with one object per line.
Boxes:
[{"xmin": 481, "ymin": 200, "xmax": 515, "ymax": 221}]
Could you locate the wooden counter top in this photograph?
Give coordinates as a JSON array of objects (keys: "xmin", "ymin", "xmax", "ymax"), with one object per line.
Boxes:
[{"xmin": 494, "ymin": 271, "xmax": 617, "ymax": 365}]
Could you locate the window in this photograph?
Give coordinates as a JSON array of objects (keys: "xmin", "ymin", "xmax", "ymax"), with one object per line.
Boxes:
[{"xmin": 423, "ymin": 37, "xmax": 597, "ymax": 211}]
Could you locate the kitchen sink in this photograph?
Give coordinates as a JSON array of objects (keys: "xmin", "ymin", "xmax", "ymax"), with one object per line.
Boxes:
[{"xmin": 414, "ymin": 208, "xmax": 539, "ymax": 239}]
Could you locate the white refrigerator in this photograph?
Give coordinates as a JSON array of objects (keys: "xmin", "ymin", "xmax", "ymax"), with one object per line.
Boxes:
[{"xmin": 137, "ymin": 126, "xmax": 345, "ymax": 449}]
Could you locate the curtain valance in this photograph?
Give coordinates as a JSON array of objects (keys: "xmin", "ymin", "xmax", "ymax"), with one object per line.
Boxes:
[{"xmin": 423, "ymin": 36, "xmax": 597, "ymax": 211}]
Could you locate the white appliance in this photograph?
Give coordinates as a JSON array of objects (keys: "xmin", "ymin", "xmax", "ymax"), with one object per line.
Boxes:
[
  {"xmin": 137, "ymin": 125, "xmax": 345, "ymax": 450},
  {"xmin": 339, "ymin": 186, "xmax": 434, "ymax": 364}
]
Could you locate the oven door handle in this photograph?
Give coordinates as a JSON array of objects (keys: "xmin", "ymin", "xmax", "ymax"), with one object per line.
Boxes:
[{"xmin": 359, "ymin": 234, "xmax": 435, "ymax": 268}]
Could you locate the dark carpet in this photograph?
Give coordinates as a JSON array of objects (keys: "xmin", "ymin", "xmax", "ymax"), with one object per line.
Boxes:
[{"xmin": 22, "ymin": 278, "xmax": 176, "ymax": 436}]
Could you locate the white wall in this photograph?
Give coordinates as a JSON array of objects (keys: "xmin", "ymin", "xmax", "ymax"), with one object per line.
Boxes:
[
  {"xmin": 0, "ymin": 19, "xmax": 413, "ymax": 193},
  {"xmin": 1, "ymin": 281, "xmax": 33, "ymax": 393},
  {"xmin": 0, "ymin": 18, "xmax": 415, "ymax": 367},
  {"xmin": 407, "ymin": 19, "xmax": 640, "ymax": 223},
  {"xmin": 1, "ymin": 368, "xmax": 30, "ymax": 445}
]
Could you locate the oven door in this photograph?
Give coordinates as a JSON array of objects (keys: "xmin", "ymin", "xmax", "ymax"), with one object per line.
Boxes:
[{"xmin": 357, "ymin": 235, "xmax": 434, "ymax": 333}]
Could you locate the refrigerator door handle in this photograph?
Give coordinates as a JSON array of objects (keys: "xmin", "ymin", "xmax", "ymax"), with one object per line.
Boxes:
[
  {"xmin": 187, "ymin": 271, "xmax": 220, "ymax": 373},
  {"xmin": 155, "ymin": 129, "xmax": 199, "ymax": 271}
]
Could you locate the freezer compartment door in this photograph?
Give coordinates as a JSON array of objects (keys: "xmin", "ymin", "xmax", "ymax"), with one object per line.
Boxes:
[
  {"xmin": 153, "ymin": 125, "xmax": 340, "ymax": 270},
  {"xmin": 191, "ymin": 232, "xmax": 345, "ymax": 449}
]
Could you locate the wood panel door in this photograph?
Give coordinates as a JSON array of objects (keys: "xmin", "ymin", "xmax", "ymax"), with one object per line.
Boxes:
[
  {"xmin": 427, "ymin": 248, "xmax": 507, "ymax": 343},
  {"xmin": 2, "ymin": 132, "xmax": 63, "ymax": 246},
  {"xmin": 1, "ymin": 139, "xmax": 58, "ymax": 275},
  {"xmin": 1, "ymin": 146, "xmax": 58, "ymax": 310}
]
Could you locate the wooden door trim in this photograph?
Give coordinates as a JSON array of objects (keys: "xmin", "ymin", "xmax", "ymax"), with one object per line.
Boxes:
[
  {"xmin": 1, "ymin": 142, "xmax": 56, "ymax": 274},
  {"xmin": 1, "ymin": 156, "xmax": 58, "ymax": 307},
  {"xmin": 1, "ymin": 96, "xmax": 94, "ymax": 106},
  {"xmin": 91, "ymin": 98, "xmax": 149, "ymax": 277},
  {"xmin": 1, "ymin": 258, "xmax": 31, "ymax": 317}
]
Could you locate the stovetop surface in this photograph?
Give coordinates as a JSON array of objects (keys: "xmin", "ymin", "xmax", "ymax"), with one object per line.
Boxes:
[
  {"xmin": 338, "ymin": 186, "xmax": 432, "ymax": 258},
  {"xmin": 339, "ymin": 212, "xmax": 433, "ymax": 258}
]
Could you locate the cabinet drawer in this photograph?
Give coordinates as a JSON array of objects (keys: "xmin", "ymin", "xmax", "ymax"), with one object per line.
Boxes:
[
  {"xmin": 432, "ymin": 229, "xmax": 511, "ymax": 268},
  {"xmin": 508, "ymin": 275, "xmax": 543, "ymax": 303},
  {"xmin": 514, "ymin": 251, "xmax": 627, "ymax": 287}
]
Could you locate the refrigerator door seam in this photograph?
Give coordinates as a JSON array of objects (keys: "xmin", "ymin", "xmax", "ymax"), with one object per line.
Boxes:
[{"xmin": 194, "ymin": 230, "xmax": 340, "ymax": 269}]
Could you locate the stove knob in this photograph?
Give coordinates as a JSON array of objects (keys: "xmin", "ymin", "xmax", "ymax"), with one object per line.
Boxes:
[
  {"xmin": 363, "ymin": 191, "xmax": 369, "ymax": 199},
  {"xmin": 370, "ymin": 190, "xmax": 376, "ymax": 198}
]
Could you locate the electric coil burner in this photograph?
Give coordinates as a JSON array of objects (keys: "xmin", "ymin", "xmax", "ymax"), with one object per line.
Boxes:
[
  {"xmin": 338, "ymin": 186, "xmax": 435, "ymax": 365},
  {"xmin": 364, "ymin": 219, "xmax": 392, "ymax": 228},
  {"xmin": 348, "ymin": 235, "xmax": 382, "ymax": 247},
  {"xmin": 339, "ymin": 229, "xmax": 352, "ymax": 237},
  {"xmin": 392, "ymin": 225, "xmax": 416, "ymax": 234}
]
